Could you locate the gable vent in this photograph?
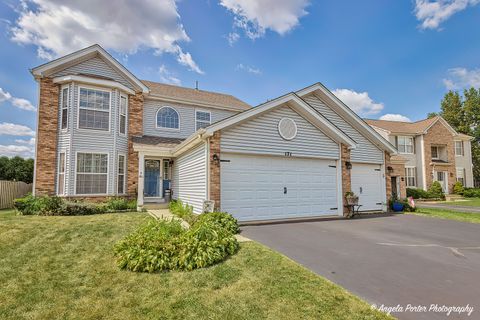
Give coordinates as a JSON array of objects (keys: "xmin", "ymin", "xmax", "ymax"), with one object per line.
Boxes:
[{"xmin": 278, "ymin": 118, "xmax": 298, "ymax": 141}]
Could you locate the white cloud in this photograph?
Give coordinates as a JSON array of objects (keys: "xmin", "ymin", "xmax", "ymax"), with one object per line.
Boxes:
[
  {"xmin": 414, "ymin": 0, "xmax": 480, "ymax": 30},
  {"xmin": 10, "ymin": 0, "xmax": 203, "ymax": 73},
  {"xmin": 0, "ymin": 144, "xmax": 34, "ymax": 158},
  {"xmin": 220, "ymin": 0, "xmax": 309, "ymax": 39},
  {"xmin": 443, "ymin": 67, "xmax": 480, "ymax": 89},
  {"xmin": 158, "ymin": 65, "xmax": 182, "ymax": 85},
  {"xmin": 226, "ymin": 32, "xmax": 240, "ymax": 46},
  {"xmin": 236, "ymin": 63, "xmax": 262, "ymax": 75},
  {"xmin": 15, "ymin": 137, "xmax": 36, "ymax": 145},
  {"xmin": 332, "ymin": 89, "xmax": 384, "ymax": 116},
  {"xmin": 0, "ymin": 122, "xmax": 36, "ymax": 137},
  {"xmin": 379, "ymin": 114, "xmax": 412, "ymax": 122},
  {"xmin": 0, "ymin": 87, "xmax": 36, "ymax": 111}
]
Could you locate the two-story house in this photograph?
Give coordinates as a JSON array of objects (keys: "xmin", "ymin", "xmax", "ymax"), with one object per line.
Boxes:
[
  {"xmin": 366, "ymin": 117, "xmax": 474, "ymax": 194},
  {"xmin": 32, "ymin": 44, "xmax": 403, "ymax": 222}
]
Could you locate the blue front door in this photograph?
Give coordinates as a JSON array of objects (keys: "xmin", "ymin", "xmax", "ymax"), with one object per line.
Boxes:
[{"xmin": 144, "ymin": 160, "xmax": 160, "ymax": 197}]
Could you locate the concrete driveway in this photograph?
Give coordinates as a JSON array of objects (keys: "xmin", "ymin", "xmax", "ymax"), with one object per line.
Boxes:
[{"xmin": 241, "ymin": 214, "xmax": 480, "ymax": 320}]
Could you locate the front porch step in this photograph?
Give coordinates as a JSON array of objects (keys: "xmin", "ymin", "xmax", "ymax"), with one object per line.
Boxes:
[{"xmin": 143, "ymin": 203, "xmax": 169, "ymax": 210}]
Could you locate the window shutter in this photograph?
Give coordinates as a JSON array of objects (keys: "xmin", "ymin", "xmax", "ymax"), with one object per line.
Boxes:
[
  {"xmin": 395, "ymin": 136, "xmax": 398, "ymax": 149},
  {"xmin": 412, "ymin": 137, "xmax": 416, "ymax": 154}
]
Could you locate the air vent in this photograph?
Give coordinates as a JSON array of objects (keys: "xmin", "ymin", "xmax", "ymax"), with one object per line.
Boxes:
[{"xmin": 278, "ymin": 118, "xmax": 298, "ymax": 141}]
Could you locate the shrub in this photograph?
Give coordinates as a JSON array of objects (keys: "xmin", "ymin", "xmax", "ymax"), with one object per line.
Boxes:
[
  {"xmin": 463, "ymin": 188, "xmax": 480, "ymax": 198},
  {"xmin": 169, "ymin": 199, "xmax": 196, "ymax": 224},
  {"xmin": 13, "ymin": 193, "xmax": 41, "ymax": 215},
  {"xmin": 105, "ymin": 197, "xmax": 137, "ymax": 211},
  {"xmin": 195, "ymin": 211, "xmax": 239, "ymax": 234},
  {"xmin": 406, "ymin": 188, "xmax": 429, "ymax": 199},
  {"xmin": 13, "ymin": 194, "xmax": 65, "ymax": 215},
  {"xmin": 63, "ymin": 202, "xmax": 106, "ymax": 216},
  {"xmin": 453, "ymin": 181, "xmax": 465, "ymax": 195},
  {"xmin": 114, "ymin": 218, "xmax": 238, "ymax": 272},
  {"xmin": 428, "ymin": 181, "xmax": 445, "ymax": 199}
]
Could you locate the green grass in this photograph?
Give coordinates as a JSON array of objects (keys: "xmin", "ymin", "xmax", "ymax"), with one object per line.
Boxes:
[
  {"xmin": 411, "ymin": 208, "xmax": 480, "ymax": 224},
  {"xmin": 446, "ymin": 197, "xmax": 480, "ymax": 207},
  {"xmin": 0, "ymin": 209, "xmax": 390, "ymax": 320}
]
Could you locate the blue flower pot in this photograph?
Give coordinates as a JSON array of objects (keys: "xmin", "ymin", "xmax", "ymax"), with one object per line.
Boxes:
[{"xmin": 392, "ymin": 202, "xmax": 404, "ymax": 212}]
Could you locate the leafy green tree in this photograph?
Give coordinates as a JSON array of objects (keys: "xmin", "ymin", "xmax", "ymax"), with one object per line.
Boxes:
[
  {"xmin": 0, "ymin": 156, "xmax": 34, "ymax": 183},
  {"xmin": 427, "ymin": 112, "xmax": 438, "ymax": 119}
]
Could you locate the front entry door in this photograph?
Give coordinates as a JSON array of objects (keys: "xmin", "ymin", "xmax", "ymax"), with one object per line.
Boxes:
[
  {"xmin": 144, "ymin": 160, "xmax": 161, "ymax": 197},
  {"xmin": 436, "ymin": 171, "xmax": 448, "ymax": 193}
]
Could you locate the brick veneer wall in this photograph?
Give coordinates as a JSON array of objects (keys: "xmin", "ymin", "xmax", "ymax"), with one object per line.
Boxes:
[
  {"xmin": 384, "ymin": 152, "xmax": 406, "ymax": 200},
  {"xmin": 34, "ymin": 78, "xmax": 60, "ymax": 195},
  {"xmin": 127, "ymin": 92, "xmax": 144, "ymax": 197},
  {"xmin": 209, "ymin": 132, "xmax": 221, "ymax": 210},
  {"xmin": 341, "ymin": 144, "xmax": 351, "ymax": 216},
  {"xmin": 423, "ymin": 121, "xmax": 456, "ymax": 193}
]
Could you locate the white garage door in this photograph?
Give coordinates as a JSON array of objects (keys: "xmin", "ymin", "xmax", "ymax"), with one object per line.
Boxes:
[
  {"xmin": 351, "ymin": 163, "xmax": 384, "ymax": 211},
  {"xmin": 221, "ymin": 153, "xmax": 339, "ymax": 221}
]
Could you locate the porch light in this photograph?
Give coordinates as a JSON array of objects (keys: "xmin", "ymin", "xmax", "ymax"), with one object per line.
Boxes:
[
  {"xmin": 345, "ymin": 161, "xmax": 352, "ymax": 170},
  {"xmin": 387, "ymin": 166, "xmax": 394, "ymax": 174},
  {"xmin": 213, "ymin": 154, "xmax": 220, "ymax": 163}
]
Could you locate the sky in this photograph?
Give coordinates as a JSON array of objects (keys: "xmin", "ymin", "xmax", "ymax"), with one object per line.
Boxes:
[{"xmin": 0, "ymin": 0, "xmax": 479, "ymax": 158}]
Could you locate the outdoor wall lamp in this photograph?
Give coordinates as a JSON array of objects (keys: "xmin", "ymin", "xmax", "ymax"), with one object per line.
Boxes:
[
  {"xmin": 387, "ymin": 166, "xmax": 394, "ymax": 174},
  {"xmin": 213, "ymin": 154, "xmax": 220, "ymax": 163},
  {"xmin": 345, "ymin": 161, "xmax": 352, "ymax": 170}
]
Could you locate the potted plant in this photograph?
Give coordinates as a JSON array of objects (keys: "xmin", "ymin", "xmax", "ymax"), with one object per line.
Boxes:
[
  {"xmin": 389, "ymin": 194, "xmax": 404, "ymax": 212},
  {"xmin": 345, "ymin": 191, "xmax": 359, "ymax": 206}
]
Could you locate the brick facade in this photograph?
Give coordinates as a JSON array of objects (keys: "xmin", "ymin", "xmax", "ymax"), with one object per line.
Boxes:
[
  {"xmin": 34, "ymin": 78, "xmax": 60, "ymax": 196},
  {"xmin": 127, "ymin": 92, "xmax": 144, "ymax": 197},
  {"xmin": 384, "ymin": 152, "xmax": 407, "ymax": 200},
  {"xmin": 341, "ymin": 144, "xmax": 352, "ymax": 215},
  {"xmin": 423, "ymin": 121, "xmax": 456, "ymax": 193},
  {"xmin": 209, "ymin": 131, "xmax": 221, "ymax": 210}
]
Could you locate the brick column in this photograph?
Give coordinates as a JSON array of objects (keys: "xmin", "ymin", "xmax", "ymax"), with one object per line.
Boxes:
[
  {"xmin": 34, "ymin": 78, "xmax": 60, "ymax": 196},
  {"xmin": 209, "ymin": 132, "xmax": 221, "ymax": 210},
  {"xmin": 385, "ymin": 152, "xmax": 392, "ymax": 201},
  {"xmin": 127, "ymin": 92, "xmax": 144, "ymax": 197},
  {"xmin": 341, "ymin": 144, "xmax": 351, "ymax": 216}
]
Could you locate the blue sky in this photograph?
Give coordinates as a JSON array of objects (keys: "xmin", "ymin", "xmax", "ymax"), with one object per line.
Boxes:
[{"xmin": 0, "ymin": 0, "xmax": 479, "ymax": 158}]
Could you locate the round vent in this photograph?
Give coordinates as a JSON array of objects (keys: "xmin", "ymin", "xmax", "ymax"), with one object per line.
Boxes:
[{"xmin": 278, "ymin": 118, "xmax": 297, "ymax": 140}]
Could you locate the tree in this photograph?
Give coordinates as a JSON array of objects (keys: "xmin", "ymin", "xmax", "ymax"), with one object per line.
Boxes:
[
  {"xmin": 427, "ymin": 112, "xmax": 438, "ymax": 119},
  {"xmin": 439, "ymin": 88, "xmax": 480, "ymax": 184},
  {"xmin": 0, "ymin": 156, "xmax": 34, "ymax": 183}
]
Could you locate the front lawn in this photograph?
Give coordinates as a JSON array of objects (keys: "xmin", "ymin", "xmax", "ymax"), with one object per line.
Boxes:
[
  {"xmin": 411, "ymin": 208, "xmax": 480, "ymax": 224},
  {"xmin": 0, "ymin": 209, "xmax": 390, "ymax": 320},
  {"xmin": 446, "ymin": 197, "xmax": 480, "ymax": 207}
]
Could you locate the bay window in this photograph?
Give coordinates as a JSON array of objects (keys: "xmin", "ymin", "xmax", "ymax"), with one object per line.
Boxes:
[
  {"xmin": 119, "ymin": 95, "xmax": 127, "ymax": 135},
  {"xmin": 78, "ymin": 88, "xmax": 110, "ymax": 131},
  {"xmin": 61, "ymin": 87, "xmax": 69, "ymax": 130},
  {"xmin": 117, "ymin": 154, "xmax": 126, "ymax": 194},
  {"xmin": 76, "ymin": 153, "xmax": 108, "ymax": 194},
  {"xmin": 397, "ymin": 136, "xmax": 414, "ymax": 154},
  {"xmin": 58, "ymin": 152, "xmax": 66, "ymax": 195}
]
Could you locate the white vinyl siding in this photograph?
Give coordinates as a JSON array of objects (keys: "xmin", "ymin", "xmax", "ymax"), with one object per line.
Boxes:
[
  {"xmin": 173, "ymin": 143, "xmax": 207, "ymax": 214},
  {"xmin": 405, "ymin": 167, "xmax": 417, "ymax": 187},
  {"xmin": 221, "ymin": 106, "xmax": 339, "ymax": 159},
  {"xmin": 143, "ymin": 99, "xmax": 237, "ymax": 138},
  {"xmin": 303, "ymin": 94, "xmax": 384, "ymax": 163}
]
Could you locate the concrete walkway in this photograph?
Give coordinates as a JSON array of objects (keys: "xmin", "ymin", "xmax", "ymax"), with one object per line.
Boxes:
[
  {"xmin": 416, "ymin": 202, "xmax": 480, "ymax": 213},
  {"xmin": 148, "ymin": 209, "xmax": 251, "ymax": 242}
]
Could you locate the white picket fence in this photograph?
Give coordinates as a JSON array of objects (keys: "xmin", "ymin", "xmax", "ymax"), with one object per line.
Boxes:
[{"xmin": 0, "ymin": 180, "xmax": 32, "ymax": 209}]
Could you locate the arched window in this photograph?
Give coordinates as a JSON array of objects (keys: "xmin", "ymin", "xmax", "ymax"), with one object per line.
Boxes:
[{"xmin": 156, "ymin": 107, "xmax": 179, "ymax": 129}]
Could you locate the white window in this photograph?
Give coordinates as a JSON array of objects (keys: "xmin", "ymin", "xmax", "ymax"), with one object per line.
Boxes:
[
  {"xmin": 405, "ymin": 167, "xmax": 417, "ymax": 187},
  {"xmin": 78, "ymin": 88, "xmax": 110, "ymax": 131},
  {"xmin": 157, "ymin": 107, "xmax": 179, "ymax": 129},
  {"xmin": 455, "ymin": 141, "xmax": 464, "ymax": 156},
  {"xmin": 456, "ymin": 168, "xmax": 465, "ymax": 186},
  {"xmin": 76, "ymin": 153, "xmax": 108, "ymax": 195},
  {"xmin": 431, "ymin": 146, "xmax": 439, "ymax": 159},
  {"xmin": 119, "ymin": 95, "xmax": 127, "ymax": 135},
  {"xmin": 163, "ymin": 159, "xmax": 170, "ymax": 180},
  {"xmin": 397, "ymin": 136, "xmax": 414, "ymax": 154},
  {"xmin": 117, "ymin": 154, "xmax": 126, "ymax": 194},
  {"xmin": 58, "ymin": 152, "xmax": 66, "ymax": 195},
  {"xmin": 61, "ymin": 87, "xmax": 69, "ymax": 130},
  {"xmin": 195, "ymin": 110, "xmax": 211, "ymax": 131}
]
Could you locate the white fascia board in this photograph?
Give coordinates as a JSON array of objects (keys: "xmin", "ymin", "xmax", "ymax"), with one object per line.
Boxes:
[
  {"xmin": 203, "ymin": 92, "xmax": 356, "ymax": 148},
  {"xmin": 32, "ymin": 44, "xmax": 149, "ymax": 93},
  {"xmin": 53, "ymin": 75, "xmax": 135, "ymax": 95},
  {"xmin": 172, "ymin": 130, "xmax": 207, "ymax": 156},
  {"xmin": 296, "ymin": 83, "xmax": 398, "ymax": 154},
  {"xmin": 145, "ymin": 94, "xmax": 248, "ymax": 113}
]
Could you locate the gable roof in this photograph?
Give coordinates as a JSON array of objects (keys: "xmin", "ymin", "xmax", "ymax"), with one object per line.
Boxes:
[
  {"xmin": 204, "ymin": 92, "xmax": 357, "ymax": 148},
  {"xmin": 296, "ymin": 83, "xmax": 397, "ymax": 154},
  {"xmin": 142, "ymin": 80, "xmax": 251, "ymax": 111},
  {"xmin": 365, "ymin": 117, "xmax": 438, "ymax": 135},
  {"xmin": 31, "ymin": 44, "xmax": 149, "ymax": 93}
]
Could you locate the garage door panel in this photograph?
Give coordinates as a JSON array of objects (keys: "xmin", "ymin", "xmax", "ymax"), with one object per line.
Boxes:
[
  {"xmin": 351, "ymin": 163, "xmax": 384, "ymax": 211},
  {"xmin": 221, "ymin": 153, "xmax": 339, "ymax": 221}
]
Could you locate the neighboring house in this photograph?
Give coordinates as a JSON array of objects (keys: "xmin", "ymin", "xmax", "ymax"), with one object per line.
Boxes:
[
  {"xmin": 31, "ymin": 44, "xmax": 400, "ymax": 222},
  {"xmin": 366, "ymin": 117, "xmax": 474, "ymax": 195}
]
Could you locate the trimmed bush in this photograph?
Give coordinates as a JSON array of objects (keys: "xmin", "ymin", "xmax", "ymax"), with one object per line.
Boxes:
[
  {"xmin": 453, "ymin": 181, "xmax": 465, "ymax": 195},
  {"xmin": 105, "ymin": 197, "xmax": 137, "ymax": 211},
  {"xmin": 406, "ymin": 188, "xmax": 430, "ymax": 199},
  {"xmin": 114, "ymin": 217, "xmax": 239, "ymax": 272},
  {"xmin": 63, "ymin": 202, "xmax": 106, "ymax": 216},
  {"xmin": 13, "ymin": 193, "xmax": 41, "ymax": 215},
  {"xmin": 428, "ymin": 181, "xmax": 445, "ymax": 199},
  {"xmin": 463, "ymin": 188, "xmax": 480, "ymax": 198},
  {"xmin": 195, "ymin": 211, "xmax": 239, "ymax": 234}
]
